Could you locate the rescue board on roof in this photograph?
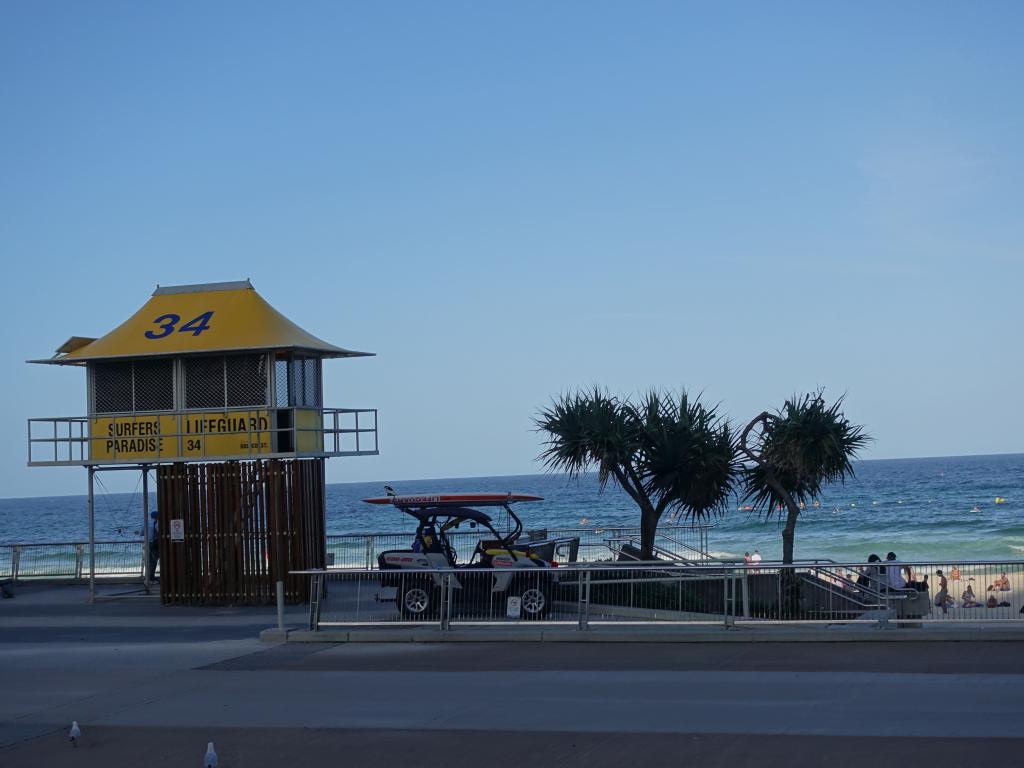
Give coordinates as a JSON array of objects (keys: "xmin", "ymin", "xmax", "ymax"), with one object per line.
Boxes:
[
  {"xmin": 363, "ymin": 493, "xmax": 544, "ymax": 506},
  {"xmin": 33, "ymin": 280, "xmax": 371, "ymax": 363}
]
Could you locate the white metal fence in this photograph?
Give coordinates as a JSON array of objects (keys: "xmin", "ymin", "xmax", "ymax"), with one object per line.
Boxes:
[
  {"xmin": 0, "ymin": 525, "xmax": 711, "ymax": 582},
  {"xmin": 0, "ymin": 541, "xmax": 146, "ymax": 581},
  {"xmin": 299, "ymin": 559, "xmax": 1024, "ymax": 630}
]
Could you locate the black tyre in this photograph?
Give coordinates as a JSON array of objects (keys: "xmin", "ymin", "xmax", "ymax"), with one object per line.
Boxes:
[
  {"xmin": 516, "ymin": 576, "xmax": 553, "ymax": 620},
  {"xmin": 397, "ymin": 579, "xmax": 440, "ymax": 620}
]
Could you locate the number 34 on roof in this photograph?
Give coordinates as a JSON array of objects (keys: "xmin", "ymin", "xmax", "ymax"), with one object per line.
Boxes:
[{"xmin": 144, "ymin": 311, "xmax": 214, "ymax": 339}]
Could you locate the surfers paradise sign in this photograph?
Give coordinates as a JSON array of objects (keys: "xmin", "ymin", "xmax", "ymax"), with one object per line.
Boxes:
[{"xmin": 89, "ymin": 410, "xmax": 272, "ymax": 461}]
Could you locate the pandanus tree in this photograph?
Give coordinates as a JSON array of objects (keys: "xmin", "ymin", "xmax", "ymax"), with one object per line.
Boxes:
[
  {"xmin": 739, "ymin": 391, "xmax": 869, "ymax": 565},
  {"xmin": 535, "ymin": 388, "xmax": 739, "ymax": 560}
]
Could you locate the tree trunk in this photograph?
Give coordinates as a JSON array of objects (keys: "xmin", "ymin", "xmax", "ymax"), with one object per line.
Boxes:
[
  {"xmin": 639, "ymin": 503, "xmax": 660, "ymax": 561},
  {"xmin": 779, "ymin": 499, "xmax": 801, "ymax": 617},
  {"xmin": 610, "ymin": 465, "xmax": 660, "ymax": 561},
  {"xmin": 781, "ymin": 501, "xmax": 799, "ymax": 565}
]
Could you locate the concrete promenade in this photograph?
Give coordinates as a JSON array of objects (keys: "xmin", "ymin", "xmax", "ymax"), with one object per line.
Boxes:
[{"xmin": 2, "ymin": 584, "xmax": 1024, "ymax": 767}]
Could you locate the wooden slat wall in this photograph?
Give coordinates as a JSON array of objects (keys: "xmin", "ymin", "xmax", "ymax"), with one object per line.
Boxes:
[{"xmin": 156, "ymin": 458, "xmax": 325, "ymax": 606}]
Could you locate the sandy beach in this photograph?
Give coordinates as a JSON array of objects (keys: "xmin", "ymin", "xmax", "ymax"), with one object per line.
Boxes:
[{"xmin": 921, "ymin": 563, "xmax": 1024, "ymax": 620}]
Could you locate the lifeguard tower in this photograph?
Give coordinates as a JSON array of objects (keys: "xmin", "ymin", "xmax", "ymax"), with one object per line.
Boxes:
[{"xmin": 27, "ymin": 280, "xmax": 378, "ymax": 605}]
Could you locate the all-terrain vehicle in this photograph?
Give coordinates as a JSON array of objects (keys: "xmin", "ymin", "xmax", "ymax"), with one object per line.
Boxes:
[{"xmin": 364, "ymin": 492, "xmax": 578, "ymax": 620}]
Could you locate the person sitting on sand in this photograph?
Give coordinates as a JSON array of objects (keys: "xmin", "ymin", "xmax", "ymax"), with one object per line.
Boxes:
[
  {"xmin": 950, "ymin": 565, "xmax": 961, "ymax": 582},
  {"xmin": 986, "ymin": 595, "xmax": 999, "ymax": 609},
  {"xmin": 961, "ymin": 585, "xmax": 979, "ymax": 607},
  {"xmin": 904, "ymin": 564, "xmax": 928, "ymax": 592},
  {"xmin": 987, "ymin": 573, "xmax": 1012, "ymax": 592}
]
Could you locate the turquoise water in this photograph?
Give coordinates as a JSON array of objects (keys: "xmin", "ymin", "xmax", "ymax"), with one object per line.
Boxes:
[{"xmin": 1, "ymin": 453, "xmax": 1022, "ymax": 563}]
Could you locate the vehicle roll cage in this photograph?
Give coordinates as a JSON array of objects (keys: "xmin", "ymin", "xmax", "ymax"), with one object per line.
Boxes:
[{"xmin": 396, "ymin": 503, "xmax": 524, "ymax": 561}]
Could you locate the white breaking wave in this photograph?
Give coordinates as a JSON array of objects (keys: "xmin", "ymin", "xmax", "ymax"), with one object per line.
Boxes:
[{"xmin": 707, "ymin": 550, "xmax": 741, "ymax": 560}]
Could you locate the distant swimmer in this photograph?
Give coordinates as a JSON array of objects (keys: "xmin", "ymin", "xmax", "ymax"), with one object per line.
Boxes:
[
  {"xmin": 970, "ymin": 505, "xmax": 982, "ymax": 514},
  {"xmin": 812, "ymin": 500, "xmax": 820, "ymax": 508}
]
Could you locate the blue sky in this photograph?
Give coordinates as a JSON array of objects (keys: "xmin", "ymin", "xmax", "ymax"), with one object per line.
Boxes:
[{"xmin": 2, "ymin": 3, "xmax": 1021, "ymax": 497}]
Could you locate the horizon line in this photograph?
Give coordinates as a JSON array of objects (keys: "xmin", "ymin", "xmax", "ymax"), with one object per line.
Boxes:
[{"xmin": 3, "ymin": 449, "xmax": 1021, "ymax": 502}]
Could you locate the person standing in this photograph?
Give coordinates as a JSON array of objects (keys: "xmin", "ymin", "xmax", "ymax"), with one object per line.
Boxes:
[
  {"xmin": 148, "ymin": 510, "xmax": 160, "ymax": 581},
  {"xmin": 751, "ymin": 549, "xmax": 762, "ymax": 572},
  {"xmin": 935, "ymin": 569, "xmax": 949, "ymax": 615}
]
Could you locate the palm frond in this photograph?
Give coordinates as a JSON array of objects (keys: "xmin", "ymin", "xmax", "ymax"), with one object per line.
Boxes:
[
  {"xmin": 742, "ymin": 391, "xmax": 869, "ymax": 517},
  {"xmin": 534, "ymin": 386, "xmax": 638, "ymax": 490},
  {"xmin": 635, "ymin": 389, "xmax": 741, "ymax": 520}
]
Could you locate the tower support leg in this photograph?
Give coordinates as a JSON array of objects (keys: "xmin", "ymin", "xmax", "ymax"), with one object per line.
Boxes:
[{"xmin": 87, "ymin": 467, "xmax": 95, "ymax": 603}]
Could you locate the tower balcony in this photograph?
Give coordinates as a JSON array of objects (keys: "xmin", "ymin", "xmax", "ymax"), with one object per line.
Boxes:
[{"xmin": 27, "ymin": 406, "xmax": 378, "ymax": 467}]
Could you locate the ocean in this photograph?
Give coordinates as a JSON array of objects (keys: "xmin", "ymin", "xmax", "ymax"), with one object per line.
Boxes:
[{"xmin": 1, "ymin": 453, "xmax": 1021, "ymax": 563}]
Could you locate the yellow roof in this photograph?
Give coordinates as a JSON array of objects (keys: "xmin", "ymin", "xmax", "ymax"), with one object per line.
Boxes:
[{"xmin": 31, "ymin": 281, "xmax": 371, "ymax": 364}]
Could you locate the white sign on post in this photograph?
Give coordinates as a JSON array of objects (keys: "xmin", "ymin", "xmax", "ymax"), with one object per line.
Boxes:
[
  {"xmin": 506, "ymin": 596, "xmax": 522, "ymax": 619},
  {"xmin": 170, "ymin": 519, "xmax": 185, "ymax": 542}
]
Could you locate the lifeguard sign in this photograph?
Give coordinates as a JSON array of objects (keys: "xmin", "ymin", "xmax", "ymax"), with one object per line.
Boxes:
[{"xmin": 27, "ymin": 280, "xmax": 378, "ymax": 606}]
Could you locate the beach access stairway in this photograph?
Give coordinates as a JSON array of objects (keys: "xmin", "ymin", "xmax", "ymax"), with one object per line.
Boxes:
[
  {"xmin": 744, "ymin": 566, "xmax": 931, "ymax": 621},
  {"xmin": 606, "ymin": 534, "xmax": 919, "ymax": 622}
]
